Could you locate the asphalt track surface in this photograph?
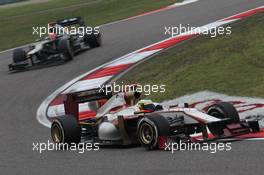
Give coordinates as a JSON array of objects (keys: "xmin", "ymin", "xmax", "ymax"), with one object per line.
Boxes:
[{"xmin": 0, "ymin": 0, "xmax": 264, "ymax": 174}]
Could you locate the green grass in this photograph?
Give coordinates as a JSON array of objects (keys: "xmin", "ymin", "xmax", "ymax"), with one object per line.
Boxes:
[
  {"xmin": 0, "ymin": 0, "xmax": 181, "ymax": 51},
  {"xmin": 119, "ymin": 12, "xmax": 264, "ymax": 102}
]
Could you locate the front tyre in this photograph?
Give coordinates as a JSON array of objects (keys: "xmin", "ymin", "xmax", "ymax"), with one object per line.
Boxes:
[
  {"xmin": 207, "ymin": 102, "xmax": 240, "ymax": 122},
  {"xmin": 13, "ymin": 49, "xmax": 27, "ymax": 63},
  {"xmin": 57, "ymin": 39, "xmax": 74, "ymax": 61},
  {"xmin": 85, "ymin": 32, "xmax": 102, "ymax": 48},
  {"xmin": 51, "ymin": 115, "xmax": 81, "ymax": 144},
  {"xmin": 207, "ymin": 102, "xmax": 240, "ymax": 137},
  {"xmin": 137, "ymin": 114, "xmax": 170, "ymax": 150}
]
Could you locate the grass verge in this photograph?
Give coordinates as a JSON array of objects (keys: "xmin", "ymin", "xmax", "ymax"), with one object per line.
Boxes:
[
  {"xmin": 0, "ymin": 0, "xmax": 181, "ymax": 51},
  {"xmin": 118, "ymin": 12, "xmax": 264, "ymax": 102}
]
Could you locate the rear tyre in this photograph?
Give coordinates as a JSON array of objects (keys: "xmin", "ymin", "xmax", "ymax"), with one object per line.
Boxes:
[
  {"xmin": 58, "ymin": 39, "xmax": 74, "ymax": 61},
  {"xmin": 85, "ymin": 32, "xmax": 102, "ymax": 48},
  {"xmin": 51, "ymin": 115, "xmax": 81, "ymax": 144},
  {"xmin": 13, "ymin": 49, "xmax": 27, "ymax": 63},
  {"xmin": 137, "ymin": 114, "xmax": 170, "ymax": 150}
]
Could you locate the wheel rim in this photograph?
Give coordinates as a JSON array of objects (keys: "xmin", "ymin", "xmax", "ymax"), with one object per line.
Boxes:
[
  {"xmin": 139, "ymin": 122, "xmax": 155, "ymax": 144},
  {"xmin": 51, "ymin": 123, "xmax": 63, "ymax": 143}
]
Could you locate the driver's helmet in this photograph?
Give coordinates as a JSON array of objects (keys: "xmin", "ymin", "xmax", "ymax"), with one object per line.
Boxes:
[
  {"xmin": 136, "ymin": 99, "xmax": 156, "ymax": 112},
  {"xmin": 48, "ymin": 24, "xmax": 64, "ymax": 40},
  {"xmin": 48, "ymin": 32, "xmax": 57, "ymax": 40},
  {"xmin": 48, "ymin": 22, "xmax": 57, "ymax": 40}
]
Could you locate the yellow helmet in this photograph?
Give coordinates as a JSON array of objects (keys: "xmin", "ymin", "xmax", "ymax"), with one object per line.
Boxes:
[{"xmin": 137, "ymin": 99, "xmax": 155, "ymax": 111}]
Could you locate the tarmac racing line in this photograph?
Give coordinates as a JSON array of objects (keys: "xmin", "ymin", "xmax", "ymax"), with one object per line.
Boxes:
[{"xmin": 37, "ymin": 5, "xmax": 264, "ymax": 132}]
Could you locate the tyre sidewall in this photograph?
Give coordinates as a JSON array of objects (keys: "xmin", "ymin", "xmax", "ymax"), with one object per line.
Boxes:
[
  {"xmin": 13, "ymin": 49, "xmax": 27, "ymax": 63},
  {"xmin": 51, "ymin": 115, "xmax": 81, "ymax": 144},
  {"xmin": 58, "ymin": 39, "xmax": 74, "ymax": 61},
  {"xmin": 137, "ymin": 114, "xmax": 170, "ymax": 150},
  {"xmin": 84, "ymin": 32, "xmax": 101, "ymax": 48},
  {"xmin": 137, "ymin": 118, "xmax": 158, "ymax": 150},
  {"xmin": 207, "ymin": 102, "xmax": 240, "ymax": 122}
]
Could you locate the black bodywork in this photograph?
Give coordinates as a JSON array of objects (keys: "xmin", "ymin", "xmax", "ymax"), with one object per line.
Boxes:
[{"xmin": 8, "ymin": 17, "xmax": 101, "ymax": 72}]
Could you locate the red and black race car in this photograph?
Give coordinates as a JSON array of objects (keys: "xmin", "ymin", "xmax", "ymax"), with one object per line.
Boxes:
[{"xmin": 50, "ymin": 86, "xmax": 262, "ymax": 150}]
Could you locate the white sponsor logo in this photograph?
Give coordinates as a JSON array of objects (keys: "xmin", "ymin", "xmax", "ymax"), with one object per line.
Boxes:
[
  {"xmin": 164, "ymin": 24, "xmax": 232, "ymax": 38},
  {"xmin": 32, "ymin": 140, "xmax": 100, "ymax": 154},
  {"xmin": 32, "ymin": 25, "xmax": 100, "ymax": 38},
  {"xmin": 164, "ymin": 140, "xmax": 232, "ymax": 154},
  {"xmin": 99, "ymin": 82, "xmax": 166, "ymax": 95}
]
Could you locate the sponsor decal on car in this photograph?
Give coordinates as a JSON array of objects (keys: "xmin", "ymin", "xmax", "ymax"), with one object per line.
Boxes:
[{"xmin": 162, "ymin": 91, "xmax": 264, "ymax": 127}]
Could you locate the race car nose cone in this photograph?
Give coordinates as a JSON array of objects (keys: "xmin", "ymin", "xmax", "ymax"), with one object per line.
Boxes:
[{"xmin": 98, "ymin": 122, "xmax": 121, "ymax": 141}]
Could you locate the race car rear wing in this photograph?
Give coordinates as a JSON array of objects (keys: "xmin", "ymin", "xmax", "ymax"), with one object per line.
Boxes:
[
  {"xmin": 56, "ymin": 17, "xmax": 85, "ymax": 27},
  {"xmin": 63, "ymin": 87, "xmax": 113, "ymax": 118},
  {"xmin": 63, "ymin": 84, "xmax": 141, "ymax": 119},
  {"xmin": 74, "ymin": 87, "xmax": 113, "ymax": 103}
]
